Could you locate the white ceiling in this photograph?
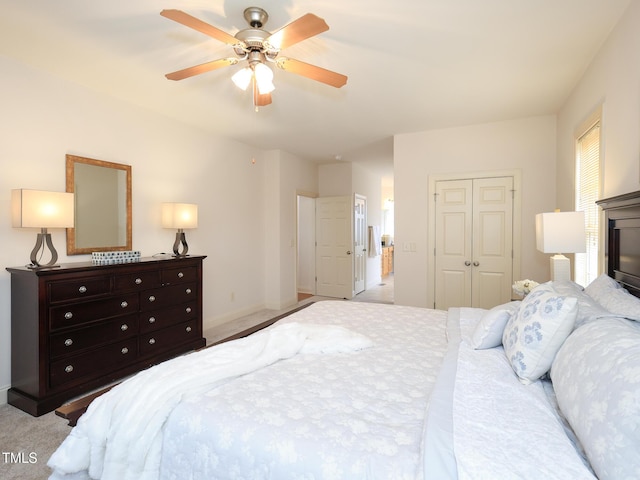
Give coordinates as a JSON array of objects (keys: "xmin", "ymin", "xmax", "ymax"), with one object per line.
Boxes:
[{"xmin": 0, "ymin": 0, "xmax": 631, "ymax": 181}]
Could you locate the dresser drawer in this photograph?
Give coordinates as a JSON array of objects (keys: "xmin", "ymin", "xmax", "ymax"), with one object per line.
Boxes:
[
  {"xmin": 49, "ymin": 276, "xmax": 111, "ymax": 303},
  {"xmin": 161, "ymin": 266, "xmax": 198, "ymax": 285},
  {"xmin": 139, "ymin": 319, "xmax": 199, "ymax": 356},
  {"xmin": 113, "ymin": 270, "xmax": 161, "ymax": 292},
  {"xmin": 140, "ymin": 303, "xmax": 199, "ymax": 333},
  {"xmin": 50, "ymin": 293, "xmax": 139, "ymax": 330},
  {"xmin": 140, "ymin": 282, "xmax": 197, "ymax": 311},
  {"xmin": 50, "ymin": 314, "xmax": 139, "ymax": 359},
  {"xmin": 49, "ymin": 338, "xmax": 138, "ymax": 388}
]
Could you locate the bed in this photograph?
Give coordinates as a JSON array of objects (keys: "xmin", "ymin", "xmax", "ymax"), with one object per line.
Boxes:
[{"xmin": 48, "ymin": 191, "xmax": 640, "ymax": 480}]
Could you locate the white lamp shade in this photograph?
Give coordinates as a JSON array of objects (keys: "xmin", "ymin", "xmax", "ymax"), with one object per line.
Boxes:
[
  {"xmin": 12, "ymin": 189, "xmax": 74, "ymax": 228},
  {"xmin": 535, "ymin": 211, "xmax": 586, "ymax": 254},
  {"xmin": 231, "ymin": 67, "xmax": 252, "ymax": 91},
  {"xmin": 162, "ymin": 203, "xmax": 198, "ymax": 229}
]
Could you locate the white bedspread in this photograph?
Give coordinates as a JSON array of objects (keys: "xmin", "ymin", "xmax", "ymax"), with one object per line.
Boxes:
[
  {"xmin": 48, "ymin": 320, "xmax": 374, "ymax": 480},
  {"xmin": 158, "ymin": 301, "xmax": 448, "ymax": 480}
]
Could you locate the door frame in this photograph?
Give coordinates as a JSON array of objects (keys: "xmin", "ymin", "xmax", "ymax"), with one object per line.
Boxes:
[
  {"xmin": 427, "ymin": 169, "xmax": 522, "ymax": 308},
  {"xmin": 295, "ymin": 190, "xmax": 318, "ymax": 300}
]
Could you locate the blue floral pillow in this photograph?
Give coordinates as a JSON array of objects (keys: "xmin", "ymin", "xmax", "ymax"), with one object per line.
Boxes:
[{"xmin": 501, "ymin": 284, "xmax": 577, "ymax": 384}]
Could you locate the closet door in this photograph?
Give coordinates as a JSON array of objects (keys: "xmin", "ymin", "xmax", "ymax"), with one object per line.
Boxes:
[
  {"xmin": 471, "ymin": 177, "xmax": 513, "ymax": 309},
  {"xmin": 434, "ymin": 180, "xmax": 473, "ymax": 309},
  {"xmin": 434, "ymin": 177, "xmax": 513, "ymax": 310}
]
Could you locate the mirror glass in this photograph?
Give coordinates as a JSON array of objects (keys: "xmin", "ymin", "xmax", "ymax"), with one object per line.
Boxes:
[{"xmin": 66, "ymin": 154, "xmax": 132, "ymax": 255}]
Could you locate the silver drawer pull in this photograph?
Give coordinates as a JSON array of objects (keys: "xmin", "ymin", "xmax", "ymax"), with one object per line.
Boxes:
[
  {"xmin": 148, "ymin": 338, "xmax": 156, "ymax": 345},
  {"xmin": 121, "ymin": 324, "xmax": 128, "ymax": 331},
  {"xmin": 135, "ymin": 278, "xmax": 143, "ymax": 285},
  {"xmin": 148, "ymin": 316, "xmax": 156, "ymax": 324},
  {"xmin": 148, "ymin": 295, "xmax": 156, "ymax": 302},
  {"xmin": 185, "ymin": 307, "xmax": 192, "ymax": 314},
  {"xmin": 121, "ymin": 301, "xmax": 128, "ymax": 308},
  {"xmin": 64, "ymin": 312, "xmax": 73, "ymax": 320},
  {"xmin": 64, "ymin": 338, "xmax": 73, "ymax": 347},
  {"xmin": 177, "ymin": 272, "xmax": 184, "ymax": 278},
  {"xmin": 121, "ymin": 347, "xmax": 129, "ymax": 354},
  {"xmin": 64, "ymin": 365, "xmax": 74, "ymax": 373},
  {"xmin": 78, "ymin": 286, "xmax": 87, "ymax": 293},
  {"xmin": 185, "ymin": 288, "xmax": 192, "ymax": 294},
  {"xmin": 185, "ymin": 326, "xmax": 192, "ymax": 333}
]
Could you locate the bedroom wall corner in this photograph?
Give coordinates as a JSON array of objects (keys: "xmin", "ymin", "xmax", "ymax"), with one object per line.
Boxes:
[
  {"xmin": 556, "ymin": 0, "xmax": 640, "ymax": 208},
  {"xmin": 264, "ymin": 149, "xmax": 318, "ymax": 310}
]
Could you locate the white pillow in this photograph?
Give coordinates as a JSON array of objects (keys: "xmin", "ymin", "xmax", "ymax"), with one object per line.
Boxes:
[
  {"xmin": 471, "ymin": 301, "xmax": 521, "ymax": 349},
  {"xmin": 502, "ymin": 284, "xmax": 577, "ymax": 384},
  {"xmin": 585, "ymin": 274, "xmax": 640, "ymax": 321},
  {"xmin": 585, "ymin": 273, "xmax": 621, "ymax": 299},
  {"xmin": 551, "ymin": 317, "xmax": 640, "ymax": 480}
]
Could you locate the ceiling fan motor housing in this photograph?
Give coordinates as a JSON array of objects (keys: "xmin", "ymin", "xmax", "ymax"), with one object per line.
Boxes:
[{"xmin": 244, "ymin": 7, "xmax": 268, "ymax": 28}]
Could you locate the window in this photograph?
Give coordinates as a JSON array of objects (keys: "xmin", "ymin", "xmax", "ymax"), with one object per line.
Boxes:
[{"xmin": 575, "ymin": 120, "xmax": 601, "ymax": 287}]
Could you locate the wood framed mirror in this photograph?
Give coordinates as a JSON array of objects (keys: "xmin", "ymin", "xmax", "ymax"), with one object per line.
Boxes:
[{"xmin": 66, "ymin": 154, "xmax": 132, "ymax": 255}]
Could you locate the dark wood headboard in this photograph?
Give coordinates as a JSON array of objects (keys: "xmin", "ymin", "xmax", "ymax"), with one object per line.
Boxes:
[{"xmin": 597, "ymin": 190, "xmax": 640, "ymax": 298}]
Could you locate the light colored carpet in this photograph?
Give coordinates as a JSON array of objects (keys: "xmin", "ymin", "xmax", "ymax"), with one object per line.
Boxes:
[{"xmin": 0, "ymin": 404, "xmax": 70, "ymax": 479}]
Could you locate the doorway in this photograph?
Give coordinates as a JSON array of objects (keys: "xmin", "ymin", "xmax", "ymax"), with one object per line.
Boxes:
[{"xmin": 296, "ymin": 194, "xmax": 316, "ymax": 301}]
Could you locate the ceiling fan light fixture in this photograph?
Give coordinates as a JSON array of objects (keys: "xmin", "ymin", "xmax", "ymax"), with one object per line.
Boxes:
[
  {"xmin": 231, "ymin": 67, "xmax": 253, "ymax": 91},
  {"xmin": 254, "ymin": 62, "xmax": 275, "ymax": 94}
]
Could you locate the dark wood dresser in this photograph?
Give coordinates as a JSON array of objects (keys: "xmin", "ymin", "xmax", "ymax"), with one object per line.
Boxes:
[{"xmin": 6, "ymin": 255, "xmax": 207, "ymax": 416}]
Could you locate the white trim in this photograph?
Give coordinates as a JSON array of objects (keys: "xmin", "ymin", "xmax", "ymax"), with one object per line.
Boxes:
[
  {"xmin": 0, "ymin": 385, "xmax": 8, "ymax": 405},
  {"xmin": 427, "ymin": 169, "xmax": 522, "ymax": 308}
]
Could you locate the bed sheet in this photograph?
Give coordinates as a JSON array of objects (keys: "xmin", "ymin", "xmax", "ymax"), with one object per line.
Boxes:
[
  {"xmin": 450, "ymin": 308, "xmax": 596, "ymax": 480},
  {"xmin": 159, "ymin": 300, "xmax": 449, "ymax": 480}
]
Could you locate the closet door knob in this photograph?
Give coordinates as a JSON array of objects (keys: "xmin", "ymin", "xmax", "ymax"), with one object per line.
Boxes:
[
  {"xmin": 473, "ymin": 261, "xmax": 480, "ymax": 267},
  {"xmin": 464, "ymin": 261, "xmax": 471, "ymax": 266}
]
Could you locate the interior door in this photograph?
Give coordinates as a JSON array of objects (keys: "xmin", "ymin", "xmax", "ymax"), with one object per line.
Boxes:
[
  {"xmin": 434, "ymin": 177, "xmax": 513, "ymax": 310},
  {"xmin": 434, "ymin": 180, "xmax": 473, "ymax": 309},
  {"xmin": 471, "ymin": 177, "xmax": 513, "ymax": 309},
  {"xmin": 354, "ymin": 194, "xmax": 367, "ymax": 295},
  {"xmin": 316, "ymin": 196, "xmax": 353, "ymax": 299}
]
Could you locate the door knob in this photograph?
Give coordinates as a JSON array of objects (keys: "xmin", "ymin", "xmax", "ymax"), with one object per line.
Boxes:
[
  {"xmin": 473, "ymin": 261, "xmax": 480, "ymax": 266},
  {"xmin": 346, "ymin": 251, "xmax": 352, "ymax": 255},
  {"xmin": 464, "ymin": 261, "xmax": 471, "ymax": 266}
]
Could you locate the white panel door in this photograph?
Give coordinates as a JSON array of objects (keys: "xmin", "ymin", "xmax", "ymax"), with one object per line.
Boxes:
[
  {"xmin": 316, "ymin": 196, "xmax": 353, "ymax": 299},
  {"xmin": 354, "ymin": 194, "xmax": 367, "ymax": 295},
  {"xmin": 472, "ymin": 177, "xmax": 513, "ymax": 309},
  {"xmin": 435, "ymin": 180, "xmax": 473, "ymax": 309},
  {"xmin": 435, "ymin": 177, "xmax": 513, "ymax": 310}
]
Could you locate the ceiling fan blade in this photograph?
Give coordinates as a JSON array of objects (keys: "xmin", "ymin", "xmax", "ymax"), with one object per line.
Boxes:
[
  {"xmin": 276, "ymin": 57, "xmax": 347, "ymax": 88},
  {"xmin": 165, "ymin": 58, "xmax": 238, "ymax": 81},
  {"xmin": 161, "ymin": 9, "xmax": 239, "ymax": 46},
  {"xmin": 253, "ymin": 80, "xmax": 273, "ymax": 107},
  {"xmin": 266, "ymin": 13, "xmax": 329, "ymax": 50}
]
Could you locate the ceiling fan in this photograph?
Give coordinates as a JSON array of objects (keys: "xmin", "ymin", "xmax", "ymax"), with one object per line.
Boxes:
[{"xmin": 160, "ymin": 7, "xmax": 348, "ymax": 108}]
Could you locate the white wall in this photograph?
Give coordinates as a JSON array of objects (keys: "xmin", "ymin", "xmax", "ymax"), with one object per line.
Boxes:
[
  {"xmin": 264, "ymin": 150, "xmax": 319, "ymax": 309},
  {"xmin": 0, "ymin": 55, "xmax": 316, "ymax": 404},
  {"xmin": 394, "ymin": 115, "xmax": 557, "ymax": 307},
  {"xmin": 556, "ymin": 0, "xmax": 640, "ymax": 209}
]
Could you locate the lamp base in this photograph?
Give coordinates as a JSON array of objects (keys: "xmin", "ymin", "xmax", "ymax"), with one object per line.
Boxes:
[
  {"xmin": 29, "ymin": 228, "xmax": 61, "ymax": 269},
  {"xmin": 550, "ymin": 254, "xmax": 571, "ymax": 282},
  {"xmin": 172, "ymin": 229, "xmax": 190, "ymax": 257}
]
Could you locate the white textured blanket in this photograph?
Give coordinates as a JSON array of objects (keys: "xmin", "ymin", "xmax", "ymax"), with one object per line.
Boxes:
[{"xmin": 47, "ymin": 322, "xmax": 373, "ymax": 480}]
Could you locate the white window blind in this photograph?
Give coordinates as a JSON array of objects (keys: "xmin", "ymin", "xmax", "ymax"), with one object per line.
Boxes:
[{"xmin": 575, "ymin": 122, "xmax": 600, "ymax": 287}]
